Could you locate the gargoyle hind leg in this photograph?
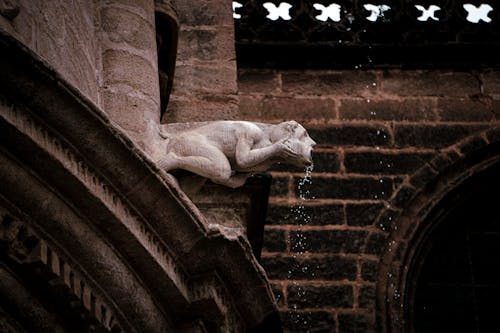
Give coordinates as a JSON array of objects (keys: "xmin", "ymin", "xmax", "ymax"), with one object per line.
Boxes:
[{"xmin": 158, "ymin": 141, "xmax": 238, "ymax": 187}]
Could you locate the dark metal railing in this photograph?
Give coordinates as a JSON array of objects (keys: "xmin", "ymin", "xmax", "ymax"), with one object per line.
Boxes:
[{"xmin": 233, "ymin": 1, "xmax": 500, "ymax": 68}]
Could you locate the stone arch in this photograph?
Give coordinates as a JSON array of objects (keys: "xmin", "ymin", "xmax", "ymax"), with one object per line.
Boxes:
[
  {"xmin": 376, "ymin": 126, "xmax": 500, "ymax": 332},
  {"xmin": 0, "ymin": 29, "xmax": 279, "ymax": 332}
]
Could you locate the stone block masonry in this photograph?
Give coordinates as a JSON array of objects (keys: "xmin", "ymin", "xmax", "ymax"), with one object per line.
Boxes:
[
  {"xmin": 239, "ymin": 67, "xmax": 500, "ymax": 331},
  {"xmin": 165, "ymin": 0, "xmax": 239, "ymax": 123}
]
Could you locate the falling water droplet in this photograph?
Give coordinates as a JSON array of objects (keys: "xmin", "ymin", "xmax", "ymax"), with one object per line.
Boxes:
[{"xmin": 290, "ymin": 165, "xmax": 315, "ymax": 328}]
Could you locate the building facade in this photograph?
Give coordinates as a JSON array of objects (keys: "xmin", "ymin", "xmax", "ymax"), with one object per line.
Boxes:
[{"xmin": 2, "ymin": 0, "xmax": 500, "ymax": 332}]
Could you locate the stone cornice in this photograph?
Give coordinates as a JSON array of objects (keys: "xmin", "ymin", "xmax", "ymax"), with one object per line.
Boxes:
[{"xmin": 0, "ymin": 28, "xmax": 278, "ymax": 331}]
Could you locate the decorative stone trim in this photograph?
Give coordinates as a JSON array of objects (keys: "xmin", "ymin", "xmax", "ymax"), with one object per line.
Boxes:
[
  {"xmin": 0, "ymin": 208, "xmax": 122, "ymax": 332},
  {"xmin": 0, "ymin": 27, "xmax": 279, "ymax": 331},
  {"xmin": 0, "ymin": 96, "xmax": 191, "ymax": 302}
]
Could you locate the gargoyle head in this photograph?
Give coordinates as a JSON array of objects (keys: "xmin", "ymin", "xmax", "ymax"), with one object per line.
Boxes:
[{"xmin": 272, "ymin": 121, "xmax": 317, "ymax": 167}]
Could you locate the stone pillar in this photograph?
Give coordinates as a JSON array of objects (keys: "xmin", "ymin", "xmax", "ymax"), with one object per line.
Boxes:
[
  {"xmin": 165, "ymin": 0, "xmax": 239, "ymax": 122},
  {"xmin": 99, "ymin": 0, "xmax": 160, "ymax": 156}
]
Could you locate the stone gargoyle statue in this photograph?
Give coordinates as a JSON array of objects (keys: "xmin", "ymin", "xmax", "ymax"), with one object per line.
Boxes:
[{"xmin": 157, "ymin": 120, "xmax": 316, "ymax": 188}]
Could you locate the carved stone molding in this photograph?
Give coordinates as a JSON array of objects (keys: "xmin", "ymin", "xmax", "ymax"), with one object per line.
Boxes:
[
  {"xmin": 0, "ymin": 0, "xmax": 19, "ymax": 20},
  {"xmin": 0, "ymin": 208, "xmax": 122, "ymax": 332},
  {"xmin": 0, "ymin": 27, "xmax": 280, "ymax": 331}
]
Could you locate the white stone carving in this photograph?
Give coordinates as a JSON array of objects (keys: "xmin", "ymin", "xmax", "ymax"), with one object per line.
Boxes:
[
  {"xmin": 364, "ymin": 4, "xmax": 391, "ymax": 22},
  {"xmin": 463, "ymin": 3, "xmax": 493, "ymax": 23},
  {"xmin": 415, "ymin": 5, "xmax": 440, "ymax": 21},
  {"xmin": 158, "ymin": 121, "xmax": 316, "ymax": 188},
  {"xmin": 263, "ymin": 2, "xmax": 292, "ymax": 21},
  {"xmin": 232, "ymin": 1, "xmax": 242, "ymax": 19},
  {"xmin": 313, "ymin": 3, "xmax": 341, "ymax": 22}
]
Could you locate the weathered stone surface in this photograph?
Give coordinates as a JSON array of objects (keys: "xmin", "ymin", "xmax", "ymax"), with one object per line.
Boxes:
[
  {"xmin": 295, "ymin": 176, "xmax": 393, "ymax": 200},
  {"xmin": 261, "ymin": 255, "xmax": 357, "ymax": 281},
  {"xmin": 173, "ymin": 0, "xmax": 233, "ymax": 26},
  {"xmin": 267, "ymin": 204, "xmax": 344, "ymax": 225},
  {"xmin": 361, "ymin": 259, "xmax": 379, "ymax": 282},
  {"xmin": 172, "ymin": 63, "xmax": 237, "ymax": 94},
  {"xmin": 290, "ymin": 230, "xmax": 368, "ymax": 253},
  {"xmin": 165, "ymin": 95, "xmax": 239, "ymax": 122},
  {"xmin": 287, "ymin": 284, "xmax": 354, "ymax": 308},
  {"xmin": 340, "ymin": 98, "xmax": 436, "ymax": 121},
  {"xmin": 282, "ymin": 71, "xmax": 377, "ymax": 96},
  {"xmin": 338, "ymin": 313, "xmax": 376, "ymax": 333},
  {"xmin": 394, "ymin": 124, "xmax": 487, "ymax": 148},
  {"xmin": 344, "ymin": 151, "xmax": 433, "ymax": 175},
  {"xmin": 0, "ymin": 1, "xmax": 100, "ymax": 103},
  {"xmin": 177, "ymin": 26, "xmax": 235, "ymax": 62},
  {"xmin": 240, "ymin": 96, "xmax": 336, "ymax": 121},
  {"xmin": 346, "ymin": 203, "xmax": 385, "ymax": 226},
  {"xmin": 308, "ymin": 125, "xmax": 391, "ymax": 147},
  {"xmin": 158, "ymin": 120, "xmax": 315, "ymax": 188},
  {"xmin": 101, "ymin": 7, "xmax": 155, "ymax": 50},
  {"xmin": 281, "ymin": 311, "xmax": 336, "ymax": 332},
  {"xmin": 382, "ymin": 70, "xmax": 479, "ymax": 96},
  {"xmin": 0, "ymin": 32, "xmax": 279, "ymax": 331},
  {"xmin": 238, "ymin": 69, "xmax": 281, "ymax": 94},
  {"xmin": 262, "ymin": 228, "xmax": 287, "ymax": 252},
  {"xmin": 437, "ymin": 97, "xmax": 496, "ymax": 121}
]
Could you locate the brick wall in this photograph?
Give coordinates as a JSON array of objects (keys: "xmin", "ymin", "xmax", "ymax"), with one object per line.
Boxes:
[{"xmin": 239, "ymin": 68, "xmax": 500, "ymax": 331}]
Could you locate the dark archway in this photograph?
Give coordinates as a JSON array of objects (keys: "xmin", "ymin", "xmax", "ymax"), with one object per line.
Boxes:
[
  {"xmin": 377, "ymin": 128, "xmax": 500, "ymax": 332},
  {"xmin": 409, "ymin": 161, "xmax": 500, "ymax": 332}
]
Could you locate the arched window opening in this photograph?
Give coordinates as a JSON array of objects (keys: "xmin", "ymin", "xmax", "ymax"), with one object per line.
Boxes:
[
  {"xmin": 155, "ymin": 5, "xmax": 178, "ymax": 121},
  {"xmin": 407, "ymin": 163, "xmax": 500, "ymax": 332}
]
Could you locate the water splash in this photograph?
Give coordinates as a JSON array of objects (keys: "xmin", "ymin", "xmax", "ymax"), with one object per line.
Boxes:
[{"xmin": 290, "ymin": 165, "xmax": 314, "ymax": 329}]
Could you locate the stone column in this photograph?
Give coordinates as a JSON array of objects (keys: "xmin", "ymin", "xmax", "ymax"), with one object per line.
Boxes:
[
  {"xmin": 99, "ymin": 0, "xmax": 160, "ymax": 156},
  {"xmin": 166, "ymin": 0, "xmax": 239, "ymax": 122}
]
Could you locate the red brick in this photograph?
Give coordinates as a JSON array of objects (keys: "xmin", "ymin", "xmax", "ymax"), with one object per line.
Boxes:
[
  {"xmin": 294, "ymin": 176, "xmax": 394, "ymax": 200},
  {"xmin": 238, "ymin": 69, "xmax": 280, "ymax": 94},
  {"xmin": 287, "ymin": 285, "xmax": 354, "ymax": 308},
  {"xmin": 394, "ymin": 124, "xmax": 487, "ymax": 148},
  {"xmin": 346, "ymin": 203, "xmax": 385, "ymax": 226},
  {"xmin": 260, "ymin": 96, "xmax": 336, "ymax": 121},
  {"xmin": 437, "ymin": 97, "xmax": 495, "ymax": 121},
  {"xmin": 338, "ymin": 313, "xmax": 376, "ymax": 333},
  {"xmin": 261, "ymin": 256, "xmax": 357, "ymax": 280},
  {"xmin": 290, "ymin": 230, "xmax": 368, "ymax": 253},
  {"xmin": 239, "ymin": 95, "xmax": 262, "ymax": 120},
  {"xmin": 282, "ymin": 70, "xmax": 377, "ymax": 96},
  {"xmin": 281, "ymin": 311, "xmax": 336, "ymax": 332},
  {"xmin": 270, "ymin": 176, "xmax": 290, "ymax": 197},
  {"xmin": 262, "ymin": 229, "xmax": 286, "ymax": 252},
  {"xmin": 382, "ymin": 70, "xmax": 479, "ymax": 96},
  {"xmin": 344, "ymin": 151, "xmax": 434, "ymax": 175},
  {"xmin": 308, "ymin": 124, "xmax": 391, "ymax": 147},
  {"xmin": 482, "ymin": 70, "xmax": 500, "ymax": 95},
  {"xmin": 266, "ymin": 204, "xmax": 344, "ymax": 226},
  {"xmin": 240, "ymin": 96, "xmax": 336, "ymax": 121},
  {"xmin": 340, "ymin": 98, "xmax": 436, "ymax": 121}
]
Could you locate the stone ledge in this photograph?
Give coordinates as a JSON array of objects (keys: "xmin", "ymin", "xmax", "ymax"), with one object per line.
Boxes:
[{"xmin": 0, "ymin": 28, "xmax": 280, "ymax": 331}]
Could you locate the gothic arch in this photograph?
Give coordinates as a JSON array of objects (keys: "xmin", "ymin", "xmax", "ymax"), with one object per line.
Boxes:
[{"xmin": 376, "ymin": 126, "xmax": 500, "ymax": 332}]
